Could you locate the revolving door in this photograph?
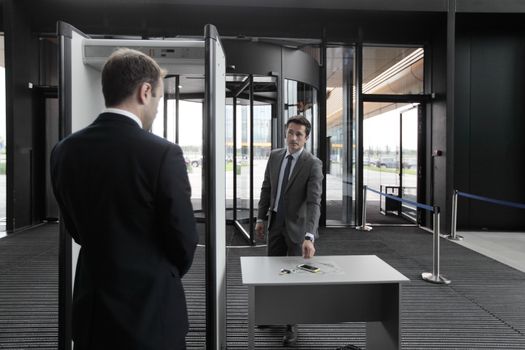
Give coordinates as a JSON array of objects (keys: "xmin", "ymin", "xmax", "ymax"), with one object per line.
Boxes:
[{"xmin": 227, "ymin": 75, "xmax": 276, "ymax": 244}]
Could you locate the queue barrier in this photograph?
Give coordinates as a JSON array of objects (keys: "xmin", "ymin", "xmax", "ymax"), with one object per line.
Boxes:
[
  {"xmin": 449, "ymin": 190, "xmax": 525, "ymax": 241},
  {"xmin": 357, "ymin": 185, "xmax": 451, "ymax": 284}
]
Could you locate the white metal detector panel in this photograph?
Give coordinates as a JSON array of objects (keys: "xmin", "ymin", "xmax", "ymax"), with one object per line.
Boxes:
[
  {"xmin": 83, "ymin": 39, "xmax": 205, "ymax": 75},
  {"xmin": 62, "ymin": 22, "xmax": 227, "ymax": 350},
  {"xmin": 69, "ymin": 29, "xmax": 105, "ymax": 285},
  {"xmin": 209, "ymin": 31, "xmax": 227, "ymax": 349}
]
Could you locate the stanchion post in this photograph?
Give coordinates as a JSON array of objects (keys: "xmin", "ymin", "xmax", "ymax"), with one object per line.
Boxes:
[
  {"xmin": 356, "ymin": 185, "xmax": 372, "ymax": 231},
  {"xmin": 448, "ymin": 189, "xmax": 463, "ymax": 241},
  {"xmin": 422, "ymin": 207, "xmax": 451, "ymax": 284}
]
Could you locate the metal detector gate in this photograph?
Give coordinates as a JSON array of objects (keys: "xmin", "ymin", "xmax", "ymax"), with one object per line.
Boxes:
[{"xmin": 57, "ymin": 21, "xmax": 226, "ymax": 350}]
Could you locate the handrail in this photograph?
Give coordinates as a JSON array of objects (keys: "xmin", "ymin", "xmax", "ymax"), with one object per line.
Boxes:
[
  {"xmin": 367, "ymin": 186, "xmax": 435, "ymax": 212},
  {"xmin": 358, "ymin": 186, "xmax": 450, "ymax": 284},
  {"xmin": 457, "ymin": 191, "xmax": 525, "ymax": 209}
]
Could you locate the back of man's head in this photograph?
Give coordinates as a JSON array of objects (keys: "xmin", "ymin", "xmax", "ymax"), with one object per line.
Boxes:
[{"xmin": 102, "ymin": 48, "xmax": 164, "ymax": 107}]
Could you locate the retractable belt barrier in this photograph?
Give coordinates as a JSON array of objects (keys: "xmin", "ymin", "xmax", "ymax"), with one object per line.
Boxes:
[
  {"xmin": 449, "ymin": 190, "xmax": 525, "ymax": 241},
  {"xmin": 357, "ymin": 185, "xmax": 451, "ymax": 284}
]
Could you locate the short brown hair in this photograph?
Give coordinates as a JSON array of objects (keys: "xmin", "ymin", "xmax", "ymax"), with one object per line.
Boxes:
[
  {"xmin": 286, "ymin": 115, "xmax": 312, "ymax": 136},
  {"xmin": 102, "ymin": 48, "xmax": 166, "ymax": 107}
]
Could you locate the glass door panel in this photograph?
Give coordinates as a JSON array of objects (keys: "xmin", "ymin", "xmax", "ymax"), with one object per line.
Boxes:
[
  {"xmin": 252, "ymin": 104, "xmax": 272, "ymax": 211},
  {"xmin": 284, "ymin": 79, "xmax": 318, "ymax": 155},
  {"xmin": 233, "ymin": 101, "xmax": 272, "ymax": 231},
  {"xmin": 229, "ymin": 75, "xmax": 276, "ymax": 242},
  {"xmin": 152, "ymin": 76, "xmax": 204, "ymax": 213},
  {"xmin": 363, "ymin": 102, "xmax": 403, "ymax": 216},
  {"xmin": 165, "ymin": 99, "xmax": 177, "ymax": 143},
  {"xmin": 326, "ymin": 46, "xmax": 355, "ymax": 225},
  {"xmin": 364, "ymin": 102, "xmax": 421, "ymax": 221},
  {"xmin": 178, "ymin": 100, "xmax": 203, "ymax": 211},
  {"xmin": 401, "ymin": 105, "xmax": 419, "ymax": 221},
  {"xmin": 235, "ymin": 99, "xmax": 251, "ymax": 232},
  {"xmin": 225, "ymin": 101, "xmax": 234, "ymax": 220}
]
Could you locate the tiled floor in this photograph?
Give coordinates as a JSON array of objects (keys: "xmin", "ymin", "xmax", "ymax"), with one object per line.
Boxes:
[{"xmin": 453, "ymin": 230, "xmax": 525, "ymax": 273}]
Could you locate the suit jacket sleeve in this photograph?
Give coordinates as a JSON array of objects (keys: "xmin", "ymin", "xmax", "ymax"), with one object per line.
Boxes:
[
  {"xmin": 156, "ymin": 144, "xmax": 199, "ymax": 277},
  {"xmin": 50, "ymin": 144, "xmax": 81, "ymax": 244},
  {"xmin": 306, "ymin": 157, "xmax": 323, "ymax": 237},
  {"xmin": 257, "ymin": 153, "xmax": 272, "ymax": 221}
]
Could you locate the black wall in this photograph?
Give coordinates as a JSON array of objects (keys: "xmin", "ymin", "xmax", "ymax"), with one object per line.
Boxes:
[
  {"xmin": 455, "ymin": 13, "xmax": 525, "ymax": 230},
  {"xmin": 428, "ymin": 16, "xmax": 448, "ymax": 231},
  {"xmin": 4, "ymin": 0, "xmax": 40, "ymax": 231},
  {"xmin": 0, "ymin": 1, "xmax": 3, "ymax": 32},
  {"xmin": 24, "ymin": 2, "xmax": 442, "ymax": 44}
]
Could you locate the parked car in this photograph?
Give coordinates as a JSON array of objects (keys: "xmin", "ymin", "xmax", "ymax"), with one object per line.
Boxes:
[
  {"xmin": 402, "ymin": 159, "xmax": 417, "ymax": 169},
  {"xmin": 191, "ymin": 157, "xmax": 203, "ymax": 167},
  {"xmin": 376, "ymin": 158, "xmax": 398, "ymax": 168}
]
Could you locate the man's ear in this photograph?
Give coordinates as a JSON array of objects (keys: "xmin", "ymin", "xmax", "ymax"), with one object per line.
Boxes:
[{"xmin": 138, "ymin": 82, "xmax": 152, "ymax": 104}]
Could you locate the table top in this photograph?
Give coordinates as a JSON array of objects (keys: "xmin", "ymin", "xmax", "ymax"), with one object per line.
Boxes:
[{"xmin": 240, "ymin": 255, "xmax": 409, "ymax": 286}]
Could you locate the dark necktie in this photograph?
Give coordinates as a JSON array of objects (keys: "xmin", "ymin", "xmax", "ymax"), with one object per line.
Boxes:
[{"xmin": 275, "ymin": 155, "xmax": 293, "ymax": 225}]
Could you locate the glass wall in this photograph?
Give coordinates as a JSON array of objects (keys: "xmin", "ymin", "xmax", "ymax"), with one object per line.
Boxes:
[
  {"xmin": 325, "ymin": 46, "xmax": 355, "ymax": 225},
  {"xmin": 323, "ymin": 45, "xmax": 424, "ymax": 226},
  {"xmin": 362, "ymin": 46, "xmax": 424, "ymax": 95},
  {"xmin": 361, "ymin": 45, "xmax": 424, "ymax": 221},
  {"xmin": 151, "ymin": 73, "xmax": 274, "ymax": 240},
  {"xmin": 284, "ymin": 79, "xmax": 318, "ymax": 155},
  {"xmin": 252, "ymin": 103, "xmax": 272, "ymax": 204},
  {"xmin": 151, "ymin": 89, "xmax": 204, "ymax": 212},
  {"xmin": 149, "ymin": 45, "xmax": 426, "ymax": 228},
  {"xmin": 176, "ymin": 101, "xmax": 203, "ymax": 210}
]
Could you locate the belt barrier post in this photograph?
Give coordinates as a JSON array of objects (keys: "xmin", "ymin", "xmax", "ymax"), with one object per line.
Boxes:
[
  {"xmin": 422, "ymin": 208, "xmax": 451, "ymax": 284},
  {"xmin": 356, "ymin": 185, "xmax": 372, "ymax": 231},
  {"xmin": 448, "ymin": 189, "xmax": 463, "ymax": 241}
]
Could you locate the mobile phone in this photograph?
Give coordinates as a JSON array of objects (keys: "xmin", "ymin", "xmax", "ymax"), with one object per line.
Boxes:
[{"xmin": 297, "ymin": 263, "xmax": 320, "ymax": 273}]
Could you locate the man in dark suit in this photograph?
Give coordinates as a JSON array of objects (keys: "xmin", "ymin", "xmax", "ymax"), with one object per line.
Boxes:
[
  {"xmin": 255, "ymin": 115, "xmax": 323, "ymax": 346},
  {"xmin": 51, "ymin": 48, "xmax": 198, "ymax": 350}
]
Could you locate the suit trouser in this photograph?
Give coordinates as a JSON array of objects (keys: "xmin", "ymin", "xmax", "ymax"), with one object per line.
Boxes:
[
  {"xmin": 268, "ymin": 213, "xmax": 302, "ymax": 257},
  {"xmin": 267, "ymin": 214, "xmax": 301, "ymax": 332}
]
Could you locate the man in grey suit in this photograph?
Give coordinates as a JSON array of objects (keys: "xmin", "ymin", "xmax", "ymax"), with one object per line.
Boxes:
[{"xmin": 255, "ymin": 115, "xmax": 323, "ymax": 346}]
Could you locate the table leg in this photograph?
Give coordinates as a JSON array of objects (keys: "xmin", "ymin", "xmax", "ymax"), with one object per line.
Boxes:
[
  {"xmin": 366, "ymin": 284, "xmax": 400, "ymax": 350},
  {"xmin": 248, "ymin": 286, "xmax": 254, "ymax": 349}
]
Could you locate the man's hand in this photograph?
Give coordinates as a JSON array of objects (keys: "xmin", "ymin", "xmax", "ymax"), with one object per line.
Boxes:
[
  {"xmin": 255, "ymin": 222, "xmax": 265, "ymax": 240},
  {"xmin": 302, "ymin": 239, "xmax": 316, "ymax": 259}
]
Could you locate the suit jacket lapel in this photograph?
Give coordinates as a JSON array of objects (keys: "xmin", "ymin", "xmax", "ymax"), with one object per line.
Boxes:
[{"xmin": 285, "ymin": 150, "xmax": 307, "ymax": 192}]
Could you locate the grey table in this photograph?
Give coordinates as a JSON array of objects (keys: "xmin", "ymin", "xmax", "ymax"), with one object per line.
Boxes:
[{"xmin": 241, "ymin": 255, "xmax": 409, "ymax": 349}]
